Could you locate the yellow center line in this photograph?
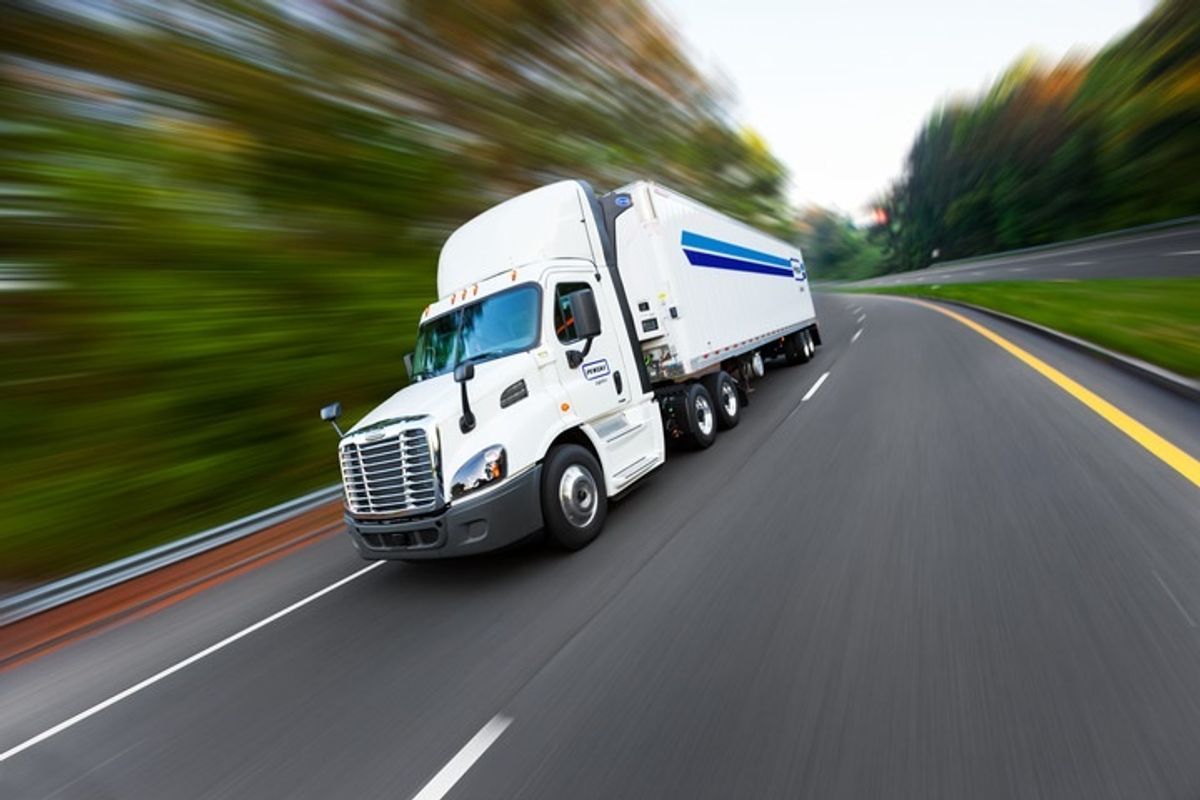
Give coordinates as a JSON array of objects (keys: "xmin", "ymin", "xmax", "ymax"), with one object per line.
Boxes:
[{"xmin": 900, "ymin": 298, "xmax": 1200, "ymax": 490}]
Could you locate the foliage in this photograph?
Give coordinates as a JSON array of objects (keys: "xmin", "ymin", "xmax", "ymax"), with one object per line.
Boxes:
[
  {"xmin": 878, "ymin": 0, "xmax": 1200, "ymax": 272},
  {"xmin": 0, "ymin": 1, "xmax": 791, "ymax": 580},
  {"xmin": 854, "ymin": 279, "xmax": 1200, "ymax": 378},
  {"xmin": 794, "ymin": 207, "xmax": 885, "ymax": 281}
]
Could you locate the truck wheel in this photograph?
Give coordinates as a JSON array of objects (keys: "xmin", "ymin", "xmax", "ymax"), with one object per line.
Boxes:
[
  {"xmin": 803, "ymin": 328, "xmax": 816, "ymax": 359},
  {"xmin": 541, "ymin": 444, "xmax": 607, "ymax": 551},
  {"xmin": 784, "ymin": 330, "xmax": 811, "ymax": 365},
  {"xmin": 683, "ymin": 382, "xmax": 718, "ymax": 449},
  {"xmin": 703, "ymin": 371, "xmax": 740, "ymax": 430}
]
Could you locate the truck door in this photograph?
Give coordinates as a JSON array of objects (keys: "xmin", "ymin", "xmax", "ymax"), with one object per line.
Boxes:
[{"xmin": 548, "ymin": 270, "xmax": 631, "ymax": 423}]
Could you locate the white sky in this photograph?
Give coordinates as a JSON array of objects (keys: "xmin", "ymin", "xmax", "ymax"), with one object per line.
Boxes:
[{"xmin": 657, "ymin": 0, "xmax": 1150, "ymax": 218}]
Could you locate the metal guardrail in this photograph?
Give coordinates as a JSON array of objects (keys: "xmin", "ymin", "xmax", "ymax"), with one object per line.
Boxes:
[
  {"xmin": 914, "ymin": 214, "xmax": 1200, "ymax": 272},
  {"xmin": 821, "ymin": 214, "xmax": 1200, "ymax": 287},
  {"xmin": 0, "ymin": 484, "xmax": 342, "ymax": 627}
]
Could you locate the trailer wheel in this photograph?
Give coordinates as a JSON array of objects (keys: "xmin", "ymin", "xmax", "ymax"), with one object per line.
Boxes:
[
  {"xmin": 541, "ymin": 444, "xmax": 607, "ymax": 551},
  {"xmin": 703, "ymin": 371, "xmax": 740, "ymax": 430},
  {"xmin": 803, "ymin": 328, "xmax": 816, "ymax": 359},
  {"xmin": 683, "ymin": 382, "xmax": 718, "ymax": 449},
  {"xmin": 783, "ymin": 331, "xmax": 808, "ymax": 365}
]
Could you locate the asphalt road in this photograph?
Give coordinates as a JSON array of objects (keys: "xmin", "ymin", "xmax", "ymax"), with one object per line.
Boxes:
[
  {"xmin": 3, "ymin": 292, "xmax": 1200, "ymax": 799},
  {"xmin": 850, "ymin": 222, "xmax": 1200, "ymax": 286}
]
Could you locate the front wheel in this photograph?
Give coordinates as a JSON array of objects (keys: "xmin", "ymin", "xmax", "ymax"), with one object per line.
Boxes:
[{"xmin": 541, "ymin": 444, "xmax": 607, "ymax": 551}]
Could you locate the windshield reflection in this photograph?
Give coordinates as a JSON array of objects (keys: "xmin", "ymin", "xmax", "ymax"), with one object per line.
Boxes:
[{"xmin": 411, "ymin": 285, "xmax": 541, "ymax": 380}]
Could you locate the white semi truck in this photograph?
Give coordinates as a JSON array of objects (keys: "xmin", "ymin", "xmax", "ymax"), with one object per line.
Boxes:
[{"xmin": 321, "ymin": 180, "xmax": 819, "ymax": 558}]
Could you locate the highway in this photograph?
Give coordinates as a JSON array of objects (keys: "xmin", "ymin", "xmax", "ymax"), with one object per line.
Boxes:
[
  {"xmin": 850, "ymin": 222, "xmax": 1200, "ymax": 286},
  {"xmin": 3, "ymin": 292, "xmax": 1200, "ymax": 799}
]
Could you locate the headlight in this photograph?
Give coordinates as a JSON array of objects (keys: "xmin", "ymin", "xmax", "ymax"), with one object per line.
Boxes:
[{"xmin": 450, "ymin": 445, "xmax": 507, "ymax": 499}]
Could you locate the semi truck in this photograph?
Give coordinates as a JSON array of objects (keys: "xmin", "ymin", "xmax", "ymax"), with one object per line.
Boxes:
[{"xmin": 320, "ymin": 180, "xmax": 820, "ymax": 558}]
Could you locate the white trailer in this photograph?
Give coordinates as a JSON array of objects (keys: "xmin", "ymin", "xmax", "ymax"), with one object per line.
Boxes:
[{"xmin": 321, "ymin": 180, "xmax": 820, "ymax": 558}]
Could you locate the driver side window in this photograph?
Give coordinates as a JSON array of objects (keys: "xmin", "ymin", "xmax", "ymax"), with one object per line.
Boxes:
[{"xmin": 553, "ymin": 282, "xmax": 590, "ymax": 344}]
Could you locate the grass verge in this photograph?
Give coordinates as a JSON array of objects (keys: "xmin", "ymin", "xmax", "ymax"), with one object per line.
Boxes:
[{"xmin": 849, "ymin": 279, "xmax": 1200, "ymax": 379}]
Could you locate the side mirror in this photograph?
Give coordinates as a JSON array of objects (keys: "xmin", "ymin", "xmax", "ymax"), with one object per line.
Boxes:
[
  {"xmin": 403, "ymin": 352, "xmax": 414, "ymax": 380},
  {"xmin": 567, "ymin": 289, "xmax": 602, "ymax": 340},
  {"xmin": 453, "ymin": 362, "xmax": 476, "ymax": 433},
  {"xmin": 565, "ymin": 289, "xmax": 602, "ymax": 369},
  {"xmin": 319, "ymin": 402, "xmax": 343, "ymax": 436}
]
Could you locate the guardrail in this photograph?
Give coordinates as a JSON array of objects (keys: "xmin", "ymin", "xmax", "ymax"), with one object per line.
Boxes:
[
  {"xmin": 0, "ymin": 484, "xmax": 342, "ymax": 627},
  {"xmin": 823, "ymin": 214, "xmax": 1200, "ymax": 287},
  {"xmin": 915, "ymin": 214, "xmax": 1200, "ymax": 272}
]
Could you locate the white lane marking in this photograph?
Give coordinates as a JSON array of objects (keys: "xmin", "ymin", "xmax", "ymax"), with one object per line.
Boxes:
[
  {"xmin": 0, "ymin": 561, "xmax": 386, "ymax": 763},
  {"xmin": 855, "ymin": 314, "xmax": 866, "ymax": 324},
  {"xmin": 1166, "ymin": 250, "xmax": 1200, "ymax": 256},
  {"xmin": 801, "ymin": 371, "xmax": 830, "ymax": 402},
  {"xmin": 411, "ymin": 715, "xmax": 513, "ymax": 800},
  {"xmin": 1064, "ymin": 260, "xmax": 1095, "ymax": 266},
  {"xmin": 1010, "ymin": 267, "xmax": 1029, "ymax": 272},
  {"xmin": 851, "ymin": 329, "xmax": 862, "ymax": 343},
  {"xmin": 1152, "ymin": 570, "xmax": 1197, "ymax": 628}
]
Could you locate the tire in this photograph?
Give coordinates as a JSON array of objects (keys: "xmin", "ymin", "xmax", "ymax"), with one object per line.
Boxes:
[
  {"xmin": 541, "ymin": 444, "xmax": 607, "ymax": 551},
  {"xmin": 784, "ymin": 330, "xmax": 812, "ymax": 365},
  {"xmin": 683, "ymin": 382, "xmax": 718, "ymax": 449},
  {"xmin": 803, "ymin": 328, "xmax": 815, "ymax": 359},
  {"xmin": 702, "ymin": 371, "xmax": 741, "ymax": 430}
]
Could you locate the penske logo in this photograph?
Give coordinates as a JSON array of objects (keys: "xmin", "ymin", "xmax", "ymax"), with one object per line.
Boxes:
[{"xmin": 582, "ymin": 359, "xmax": 610, "ymax": 382}]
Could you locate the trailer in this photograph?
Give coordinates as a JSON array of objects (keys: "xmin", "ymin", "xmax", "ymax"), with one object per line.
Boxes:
[{"xmin": 321, "ymin": 180, "xmax": 820, "ymax": 558}]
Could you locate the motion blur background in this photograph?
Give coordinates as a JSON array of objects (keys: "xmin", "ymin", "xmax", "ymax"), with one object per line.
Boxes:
[{"xmin": 1, "ymin": 0, "xmax": 1197, "ymax": 583}]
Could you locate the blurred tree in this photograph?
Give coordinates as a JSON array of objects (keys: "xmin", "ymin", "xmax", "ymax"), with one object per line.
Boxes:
[
  {"xmin": 794, "ymin": 207, "xmax": 884, "ymax": 281},
  {"xmin": 879, "ymin": 0, "xmax": 1200, "ymax": 272},
  {"xmin": 0, "ymin": 0, "xmax": 792, "ymax": 579}
]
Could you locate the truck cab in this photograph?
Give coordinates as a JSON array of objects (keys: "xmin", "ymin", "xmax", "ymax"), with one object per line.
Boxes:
[{"xmin": 331, "ymin": 181, "xmax": 665, "ymax": 558}]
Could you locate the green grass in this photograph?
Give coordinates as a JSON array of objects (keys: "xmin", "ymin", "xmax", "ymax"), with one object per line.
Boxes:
[{"xmin": 850, "ymin": 279, "xmax": 1200, "ymax": 378}]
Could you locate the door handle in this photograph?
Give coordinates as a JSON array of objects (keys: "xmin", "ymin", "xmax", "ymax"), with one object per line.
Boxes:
[{"xmin": 613, "ymin": 370, "xmax": 623, "ymax": 394}]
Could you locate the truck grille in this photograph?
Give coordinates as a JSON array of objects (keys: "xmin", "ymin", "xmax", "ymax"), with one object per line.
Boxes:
[{"xmin": 339, "ymin": 422, "xmax": 440, "ymax": 516}]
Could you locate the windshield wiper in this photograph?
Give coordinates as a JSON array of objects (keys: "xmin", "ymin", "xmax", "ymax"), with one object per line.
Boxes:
[{"xmin": 456, "ymin": 347, "xmax": 518, "ymax": 367}]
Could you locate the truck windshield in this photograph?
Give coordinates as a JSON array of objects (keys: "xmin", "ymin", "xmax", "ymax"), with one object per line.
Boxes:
[{"xmin": 411, "ymin": 284, "xmax": 540, "ymax": 380}]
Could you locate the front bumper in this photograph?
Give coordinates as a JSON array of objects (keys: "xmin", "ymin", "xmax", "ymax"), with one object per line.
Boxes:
[{"xmin": 345, "ymin": 466, "xmax": 543, "ymax": 560}]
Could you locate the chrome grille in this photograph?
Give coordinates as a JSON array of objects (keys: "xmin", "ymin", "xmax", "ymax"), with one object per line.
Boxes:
[{"xmin": 339, "ymin": 422, "xmax": 440, "ymax": 516}]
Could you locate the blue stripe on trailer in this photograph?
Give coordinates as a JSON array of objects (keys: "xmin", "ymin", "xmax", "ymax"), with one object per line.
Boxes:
[
  {"xmin": 683, "ymin": 248, "xmax": 794, "ymax": 278},
  {"xmin": 680, "ymin": 231, "xmax": 792, "ymax": 268}
]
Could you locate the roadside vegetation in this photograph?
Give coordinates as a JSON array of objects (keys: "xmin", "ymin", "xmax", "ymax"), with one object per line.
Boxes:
[
  {"xmin": 0, "ymin": 2, "xmax": 792, "ymax": 580},
  {"xmin": 795, "ymin": 207, "xmax": 884, "ymax": 282},
  {"xmin": 799, "ymin": 0, "xmax": 1200, "ymax": 281},
  {"xmin": 854, "ymin": 280, "xmax": 1200, "ymax": 379}
]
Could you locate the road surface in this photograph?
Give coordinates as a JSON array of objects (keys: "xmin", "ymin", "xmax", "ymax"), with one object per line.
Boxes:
[
  {"xmin": 850, "ymin": 223, "xmax": 1200, "ymax": 286},
  {"xmin": 3, "ymin": 292, "xmax": 1199, "ymax": 799}
]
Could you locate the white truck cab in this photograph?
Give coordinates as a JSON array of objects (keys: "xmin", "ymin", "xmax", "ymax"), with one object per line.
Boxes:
[{"xmin": 322, "ymin": 180, "xmax": 818, "ymax": 558}]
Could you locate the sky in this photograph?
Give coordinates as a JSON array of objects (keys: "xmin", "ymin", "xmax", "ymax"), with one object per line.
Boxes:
[{"xmin": 657, "ymin": 0, "xmax": 1150, "ymax": 219}]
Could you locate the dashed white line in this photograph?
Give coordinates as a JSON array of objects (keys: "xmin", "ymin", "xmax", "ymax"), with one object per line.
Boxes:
[
  {"xmin": 1152, "ymin": 570, "xmax": 1197, "ymax": 628},
  {"xmin": 851, "ymin": 329, "xmax": 862, "ymax": 343},
  {"xmin": 0, "ymin": 561, "xmax": 386, "ymax": 764},
  {"xmin": 1064, "ymin": 260, "xmax": 1095, "ymax": 266},
  {"xmin": 855, "ymin": 314, "xmax": 866, "ymax": 324},
  {"xmin": 1166, "ymin": 250, "xmax": 1200, "ymax": 256},
  {"xmin": 801, "ymin": 371, "xmax": 830, "ymax": 402},
  {"xmin": 411, "ymin": 715, "xmax": 513, "ymax": 800}
]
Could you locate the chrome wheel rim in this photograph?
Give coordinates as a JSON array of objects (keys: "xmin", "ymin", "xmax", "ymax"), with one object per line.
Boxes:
[
  {"xmin": 695, "ymin": 393, "xmax": 715, "ymax": 437},
  {"xmin": 720, "ymin": 382, "xmax": 738, "ymax": 419},
  {"xmin": 559, "ymin": 464, "xmax": 598, "ymax": 527}
]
